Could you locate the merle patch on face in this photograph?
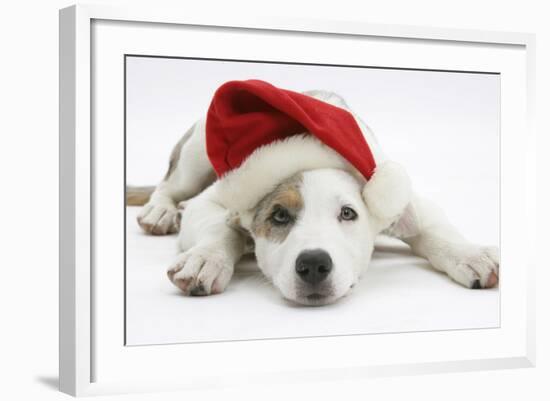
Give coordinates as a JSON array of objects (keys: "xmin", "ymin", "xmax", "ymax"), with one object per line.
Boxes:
[{"xmin": 251, "ymin": 173, "xmax": 303, "ymax": 243}]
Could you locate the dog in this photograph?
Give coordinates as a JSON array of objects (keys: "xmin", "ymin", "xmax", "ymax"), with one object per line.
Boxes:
[{"xmin": 127, "ymin": 88, "xmax": 499, "ymax": 306}]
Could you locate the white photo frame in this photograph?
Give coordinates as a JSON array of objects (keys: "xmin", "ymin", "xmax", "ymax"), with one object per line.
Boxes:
[{"xmin": 59, "ymin": 4, "xmax": 536, "ymax": 397}]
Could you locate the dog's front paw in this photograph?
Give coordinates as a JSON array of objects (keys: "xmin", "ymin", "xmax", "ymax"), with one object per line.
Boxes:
[
  {"xmin": 444, "ymin": 246, "xmax": 499, "ymax": 289},
  {"xmin": 137, "ymin": 202, "xmax": 179, "ymax": 235},
  {"xmin": 167, "ymin": 248, "xmax": 234, "ymax": 296}
]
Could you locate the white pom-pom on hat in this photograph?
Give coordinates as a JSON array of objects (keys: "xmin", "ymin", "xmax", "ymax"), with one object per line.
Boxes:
[{"xmin": 362, "ymin": 161, "xmax": 412, "ymax": 229}]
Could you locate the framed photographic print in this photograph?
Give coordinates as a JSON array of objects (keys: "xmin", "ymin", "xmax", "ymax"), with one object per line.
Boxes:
[{"xmin": 59, "ymin": 4, "xmax": 536, "ymax": 396}]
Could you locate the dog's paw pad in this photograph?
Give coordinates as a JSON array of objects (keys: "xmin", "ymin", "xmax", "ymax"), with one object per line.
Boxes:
[{"xmin": 189, "ymin": 282, "xmax": 207, "ymax": 296}]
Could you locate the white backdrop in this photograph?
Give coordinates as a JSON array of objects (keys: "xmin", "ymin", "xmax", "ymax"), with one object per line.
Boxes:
[
  {"xmin": 126, "ymin": 56, "xmax": 500, "ymax": 345},
  {"xmin": 1, "ymin": 0, "xmax": 548, "ymax": 400}
]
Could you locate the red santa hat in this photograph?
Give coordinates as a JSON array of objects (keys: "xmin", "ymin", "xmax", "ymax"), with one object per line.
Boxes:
[{"xmin": 206, "ymin": 79, "xmax": 411, "ymax": 226}]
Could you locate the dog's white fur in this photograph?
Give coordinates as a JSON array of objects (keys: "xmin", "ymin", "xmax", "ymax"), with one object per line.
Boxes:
[{"xmin": 135, "ymin": 90, "xmax": 499, "ymax": 306}]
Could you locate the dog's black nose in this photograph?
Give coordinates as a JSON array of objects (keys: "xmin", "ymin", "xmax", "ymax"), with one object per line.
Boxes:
[{"xmin": 295, "ymin": 249, "xmax": 333, "ymax": 285}]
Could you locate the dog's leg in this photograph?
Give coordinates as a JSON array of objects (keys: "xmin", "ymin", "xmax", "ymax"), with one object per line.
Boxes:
[
  {"xmin": 166, "ymin": 187, "xmax": 247, "ymax": 295},
  {"xmin": 137, "ymin": 119, "xmax": 216, "ymax": 235},
  {"xmin": 384, "ymin": 195, "xmax": 499, "ymax": 289}
]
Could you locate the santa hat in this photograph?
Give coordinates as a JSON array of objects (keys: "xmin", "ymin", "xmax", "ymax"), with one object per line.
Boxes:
[{"xmin": 206, "ymin": 79, "xmax": 411, "ymax": 227}]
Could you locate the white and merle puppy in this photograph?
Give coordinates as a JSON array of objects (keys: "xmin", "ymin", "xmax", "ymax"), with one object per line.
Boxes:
[{"xmin": 128, "ymin": 85, "xmax": 499, "ymax": 306}]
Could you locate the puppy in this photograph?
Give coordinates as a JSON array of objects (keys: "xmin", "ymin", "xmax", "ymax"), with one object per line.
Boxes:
[{"xmin": 129, "ymin": 90, "xmax": 499, "ymax": 306}]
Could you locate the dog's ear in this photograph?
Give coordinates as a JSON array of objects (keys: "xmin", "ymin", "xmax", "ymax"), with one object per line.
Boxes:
[{"xmin": 362, "ymin": 161, "xmax": 412, "ymax": 232}]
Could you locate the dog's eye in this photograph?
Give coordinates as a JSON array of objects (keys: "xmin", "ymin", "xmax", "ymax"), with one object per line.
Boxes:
[
  {"xmin": 270, "ymin": 206, "xmax": 292, "ymax": 225},
  {"xmin": 339, "ymin": 206, "xmax": 358, "ymax": 221}
]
